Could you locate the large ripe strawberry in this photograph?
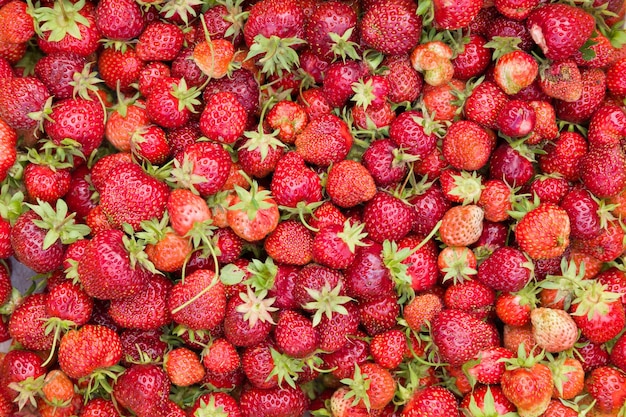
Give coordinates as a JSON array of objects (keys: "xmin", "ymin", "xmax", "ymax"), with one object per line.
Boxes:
[
  {"xmin": 239, "ymin": 385, "xmax": 308, "ymax": 417},
  {"xmin": 402, "ymin": 385, "xmax": 460, "ymax": 416},
  {"xmin": 164, "ymin": 347, "xmax": 205, "ymax": 387},
  {"xmin": 0, "ymin": 349, "xmax": 46, "ymax": 405},
  {"xmin": 570, "ymin": 281, "xmax": 625, "ymax": 344},
  {"xmin": 136, "ymin": 21, "xmax": 184, "ymax": 62},
  {"xmin": 326, "ymin": 160, "xmax": 376, "ymax": 208},
  {"xmin": 500, "ymin": 346, "xmax": 554, "ymax": 417},
  {"xmin": 274, "ymin": 309, "xmax": 319, "ymax": 359},
  {"xmin": 167, "ymin": 269, "xmax": 226, "ymax": 331},
  {"xmin": 57, "ymin": 324, "xmax": 122, "ymax": 379},
  {"xmin": 8, "ymin": 293, "xmax": 53, "ymax": 352},
  {"xmin": 579, "ymin": 144, "xmax": 626, "ymax": 198},
  {"xmin": 78, "ymin": 229, "xmax": 152, "ymax": 300},
  {"xmin": 0, "ymin": 76, "xmax": 50, "ymax": 131},
  {"xmin": 478, "ymin": 247, "xmax": 533, "ymax": 292},
  {"xmin": 94, "ymin": 0, "xmax": 144, "ymax": 41},
  {"xmin": 46, "ymin": 280, "xmax": 93, "ymax": 326},
  {"xmin": 108, "ymin": 273, "xmax": 171, "ymax": 330},
  {"xmin": 270, "ymin": 151, "xmax": 322, "ymax": 208},
  {"xmin": 43, "ymin": 97, "xmax": 105, "ymax": 159},
  {"xmin": 265, "ymin": 220, "xmax": 313, "ymax": 265},
  {"xmin": 514, "ymin": 202, "xmax": 570, "ymax": 260},
  {"xmin": 295, "ymin": 113, "xmax": 353, "ymax": 167},
  {"xmin": 0, "ymin": 0, "xmax": 34, "ymax": 44},
  {"xmin": 442, "ymin": 120, "xmax": 495, "ymax": 171},
  {"xmin": 341, "ymin": 362, "xmax": 396, "ymax": 411},
  {"xmin": 99, "ymin": 162, "xmax": 169, "ymax": 231},
  {"xmin": 172, "ymin": 141, "xmax": 232, "ymax": 198},
  {"xmin": 200, "ymin": 91, "xmax": 247, "ymax": 144},
  {"xmin": 585, "ymin": 366, "xmax": 626, "ymax": 414},
  {"xmin": 113, "ymin": 364, "xmax": 170, "ymax": 417},
  {"xmin": 34, "ymin": 51, "xmax": 86, "ymax": 100},
  {"xmin": 304, "ymin": 1, "xmax": 357, "ymax": 61},
  {"xmin": 526, "ymin": 3, "xmax": 595, "ymax": 61},
  {"xmin": 360, "ymin": 0, "xmax": 421, "ymax": 55},
  {"xmin": 31, "ymin": 0, "xmax": 101, "ymax": 57},
  {"xmin": 430, "ymin": 0, "xmax": 482, "ymax": 30},
  {"xmin": 362, "ymin": 138, "xmax": 409, "ymax": 188},
  {"xmin": 363, "ymin": 192, "xmax": 414, "ymax": 243},
  {"xmin": 431, "ymin": 308, "xmax": 499, "ymax": 366},
  {"xmin": 587, "ymin": 104, "xmax": 626, "ymax": 147}
]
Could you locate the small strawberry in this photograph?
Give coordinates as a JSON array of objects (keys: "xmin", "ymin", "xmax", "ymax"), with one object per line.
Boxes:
[
  {"xmin": 200, "ymin": 91, "xmax": 247, "ymax": 144},
  {"xmin": 327, "ymin": 160, "xmax": 376, "ymax": 208},
  {"xmin": 442, "ymin": 121, "xmax": 495, "ymax": 171},
  {"xmin": 295, "ymin": 113, "xmax": 353, "ymax": 167},
  {"xmin": 513, "ymin": 202, "xmax": 570, "ymax": 260},
  {"xmin": 164, "ymin": 347, "xmax": 205, "ymax": 387},
  {"xmin": 439, "ymin": 204, "xmax": 484, "ymax": 247},
  {"xmin": 264, "ymin": 220, "xmax": 313, "ymax": 266},
  {"xmin": 363, "ymin": 192, "xmax": 414, "ymax": 243},
  {"xmin": 136, "ymin": 21, "xmax": 184, "ymax": 62},
  {"xmin": 487, "ymin": 37, "xmax": 539, "ymax": 95}
]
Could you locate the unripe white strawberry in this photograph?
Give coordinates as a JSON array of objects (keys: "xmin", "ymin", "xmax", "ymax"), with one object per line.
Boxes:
[{"xmin": 530, "ymin": 307, "xmax": 578, "ymax": 353}]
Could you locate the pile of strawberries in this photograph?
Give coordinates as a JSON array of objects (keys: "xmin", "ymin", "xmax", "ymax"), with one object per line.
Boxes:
[{"xmin": 0, "ymin": 0, "xmax": 625, "ymax": 415}]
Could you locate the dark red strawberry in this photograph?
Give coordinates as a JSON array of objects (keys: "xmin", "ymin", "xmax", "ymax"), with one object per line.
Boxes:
[{"xmin": 360, "ymin": 0, "xmax": 421, "ymax": 55}]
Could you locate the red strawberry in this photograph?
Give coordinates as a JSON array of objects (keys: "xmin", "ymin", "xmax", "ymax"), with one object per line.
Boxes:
[
  {"xmin": 108, "ymin": 273, "xmax": 171, "ymax": 330},
  {"xmin": 327, "ymin": 160, "xmax": 376, "ymax": 208},
  {"xmin": 538, "ymin": 131, "xmax": 588, "ymax": 181},
  {"xmin": 295, "ymin": 113, "xmax": 353, "ymax": 167},
  {"xmin": 570, "ymin": 281, "xmax": 625, "ymax": 344},
  {"xmin": 492, "ymin": 49, "xmax": 539, "ymax": 95},
  {"xmin": 370, "ymin": 329, "xmax": 406, "ymax": 370},
  {"xmin": 580, "ymin": 144, "xmax": 626, "ymax": 198},
  {"xmin": 585, "ymin": 366, "xmax": 626, "ymax": 414},
  {"xmin": 303, "ymin": 0, "xmax": 358, "ymax": 61},
  {"xmin": 274, "ymin": 309, "xmax": 320, "ymax": 359},
  {"xmin": 265, "ymin": 220, "xmax": 313, "ymax": 266},
  {"xmin": 514, "ymin": 202, "xmax": 570, "ymax": 260},
  {"xmin": 239, "ymin": 385, "xmax": 308, "ymax": 417},
  {"xmin": 360, "ymin": 0, "xmax": 421, "ymax": 55},
  {"xmin": 402, "ymin": 386, "xmax": 460, "ymax": 416},
  {"xmin": 58, "ymin": 324, "xmax": 122, "ymax": 379},
  {"xmin": 358, "ymin": 292, "xmax": 400, "ymax": 336},
  {"xmin": 46, "ymin": 280, "xmax": 93, "ymax": 326},
  {"xmin": 587, "ymin": 104, "xmax": 626, "ymax": 147},
  {"xmin": 312, "ymin": 221, "xmax": 368, "ymax": 270},
  {"xmin": 0, "ymin": 349, "xmax": 46, "ymax": 405},
  {"xmin": 95, "ymin": 0, "xmax": 144, "ymax": 40},
  {"xmin": 173, "ymin": 141, "xmax": 232, "ymax": 198},
  {"xmin": 478, "ymin": 247, "xmax": 533, "ymax": 292},
  {"xmin": 113, "ymin": 364, "xmax": 170, "ymax": 417},
  {"xmin": 442, "ymin": 120, "xmax": 495, "ymax": 171},
  {"xmin": 167, "ymin": 269, "xmax": 226, "ymax": 331},
  {"xmin": 464, "ymin": 80, "xmax": 509, "ymax": 129},
  {"xmin": 363, "ymin": 192, "xmax": 414, "ymax": 243},
  {"xmin": 223, "ymin": 289, "xmax": 275, "ymax": 347},
  {"xmin": 555, "ymin": 68, "xmax": 606, "ymax": 123},
  {"xmin": 362, "ymin": 138, "xmax": 409, "ymax": 188},
  {"xmin": 270, "ymin": 151, "xmax": 323, "ymax": 208},
  {"xmin": 78, "ymin": 229, "xmax": 151, "ymax": 300},
  {"xmin": 136, "ymin": 21, "xmax": 184, "ymax": 61},
  {"xmin": 164, "ymin": 347, "xmax": 205, "ymax": 387},
  {"xmin": 432, "ymin": 309, "xmax": 498, "ymax": 366},
  {"xmin": 200, "ymin": 91, "xmax": 247, "ymax": 144},
  {"xmin": 190, "ymin": 392, "xmax": 242, "ymax": 417},
  {"xmin": 526, "ymin": 4, "xmax": 595, "ymax": 61},
  {"xmin": 8, "ymin": 293, "xmax": 53, "ymax": 352},
  {"xmin": 439, "ymin": 204, "xmax": 484, "ymax": 247},
  {"xmin": 0, "ymin": 76, "xmax": 50, "ymax": 131}
]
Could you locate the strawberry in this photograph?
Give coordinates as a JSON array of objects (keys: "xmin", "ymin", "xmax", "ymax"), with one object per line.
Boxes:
[
  {"xmin": 44, "ymin": 97, "xmax": 106, "ymax": 158},
  {"xmin": 443, "ymin": 280, "xmax": 495, "ymax": 320},
  {"xmin": 58, "ymin": 324, "xmax": 122, "ymax": 379},
  {"xmin": 95, "ymin": 0, "xmax": 144, "ymax": 40},
  {"xmin": 452, "ymin": 34, "xmax": 491, "ymax": 81},
  {"xmin": 295, "ymin": 113, "xmax": 353, "ymax": 167},
  {"xmin": 570, "ymin": 281, "xmax": 625, "ymax": 344},
  {"xmin": 327, "ymin": 160, "xmax": 376, "ymax": 208},
  {"xmin": 580, "ymin": 144, "xmax": 626, "ymax": 198},
  {"xmin": 190, "ymin": 392, "xmax": 242, "ymax": 417},
  {"xmin": 587, "ymin": 104, "xmax": 626, "ymax": 147},
  {"xmin": 136, "ymin": 21, "xmax": 184, "ymax": 62},
  {"xmin": 304, "ymin": 0, "xmax": 357, "ymax": 61},
  {"xmin": 382, "ymin": 54, "xmax": 423, "ymax": 103},
  {"xmin": 526, "ymin": 4, "xmax": 595, "ymax": 61},
  {"xmin": 203, "ymin": 337, "xmax": 240, "ymax": 376},
  {"xmin": 318, "ymin": 301, "xmax": 360, "ymax": 353},
  {"xmin": 538, "ymin": 131, "xmax": 587, "ymax": 182},
  {"xmin": 223, "ymin": 289, "xmax": 275, "ymax": 347},
  {"xmin": 227, "ymin": 179, "xmax": 280, "ymax": 242},
  {"xmin": 265, "ymin": 220, "xmax": 313, "ymax": 265},
  {"xmin": 439, "ymin": 204, "xmax": 484, "ymax": 247},
  {"xmin": 0, "ymin": 0, "xmax": 34, "ymax": 44},
  {"xmin": 0, "ymin": 349, "xmax": 46, "ymax": 406},
  {"xmin": 270, "ymin": 151, "xmax": 322, "ymax": 208},
  {"xmin": 464, "ymin": 80, "xmax": 509, "ymax": 129},
  {"xmin": 200, "ymin": 91, "xmax": 247, "ymax": 144},
  {"xmin": 550, "ymin": 356, "xmax": 585, "ymax": 400},
  {"xmin": 410, "ymin": 41, "xmax": 455, "ymax": 87},
  {"xmin": 46, "ymin": 280, "xmax": 93, "ymax": 326},
  {"xmin": 78, "ymin": 229, "xmax": 152, "ymax": 300},
  {"xmin": 239, "ymin": 385, "xmax": 308, "ymax": 417},
  {"xmin": 478, "ymin": 247, "xmax": 533, "ymax": 292},
  {"xmin": 113, "ymin": 364, "xmax": 170, "ymax": 417},
  {"xmin": 341, "ymin": 362, "xmax": 396, "ymax": 411},
  {"xmin": 514, "ymin": 202, "xmax": 570, "ymax": 260},
  {"xmin": 530, "ymin": 307, "xmax": 578, "ymax": 353},
  {"xmin": 362, "ymin": 192, "xmax": 414, "ymax": 243},
  {"xmin": 493, "ymin": 49, "xmax": 539, "ymax": 95},
  {"xmin": 362, "ymin": 139, "xmax": 409, "ymax": 188},
  {"xmin": 172, "ymin": 141, "xmax": 232, "ymax": 198},
  {"xmin": 460, "ymin": 385, "xmax": 516, "ymax": 417},
  {"xmin": 192, "ymin": 38, "xmax": 234, "ymax": 80},
  {"xmin": 358, "ymin": 292, "xmax": 400, "ymax": 335},
  {"xmin": 442, "ymin": 121, "xmax": 495, "ymax": 171},
  {"xmin": 501, "ymin": 346, "xmax": 553, "ymax": 417},
  {"xmin": 164, "ymin": 347, "xmax": 205, "ymax": 387},
  {"xmin": 409, "ymin": 181, "xmax": 451, "ymax": 236},
  {"xmin": 607, "ymin": 57, "xmax": 626, "ymax": 98},
  {"xmin": 403, "ymin": 292, "xmax": 443, "ymax": 331},
  {"xmin": 8, "ymin": 293, "xmax": 53, "ymax": 352},
  {"xmin": 360, "ymin": 0, "xmax": 421, "ymax": 55},
  {"xmin": 31, "ymin": 0, "xmax": 100, "ymax": 57},
  {"xmin": 555, "ymin": 68, "xmax": 606, "ymax": 124},
  {"xmin": 312, "ymin": 220, "xmax": 368, "ymax": 270},
  {"xmin": 329, "ymin": 386, "xmax": 369, "ymax": 417},
  {"xmin": 145, "ymin": 76, "xmax": 202, "ymax": 130},
  {"xmin": 399, "ymin": 235, "xmax": 439, "ymax": 292},
  {"xmin": 0, "ymin": 76, "xmax": 50, "ymax": 131},
  {"xmin": 431, "ymin": 308, "xmax": 499, "ymax": 366},
  {"xmin": 496, "ymin": 99, "xmax": 536, "ymax": 138},
  {"xmin": 80, "ymin": 398, "xmax": 119, "ymax": 417},
  {"xmin": 422, "ymin": 78, "xmax": 465, "ymax": 121},
  {"xmin": 477, "ymin": 179, "xmax": 512, "ymax": 223},
  {"xmin": 539, "ymin": 60, "xmax": 583, "ymax": 102},
  {"xmin": 389, "ymin": 110, "xmax": 439, "ymax": 160},
  {"xmin": 369, "ymin": 329, "xmax": 406, "ymax": 370},
  {"xmin": 274, "ymin": 309, "xmax": 319, "ymax": 359},
  {"xmin": 402, "ymin": 385, "xmax": 460, "ymax": 416},
  {"xmin": 585, "ymin": 366, "xmax": 626, "ymax": 414},
  {"xmin": 108, "ymin": 273, "xmax": 171, "ymax": 330}
]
